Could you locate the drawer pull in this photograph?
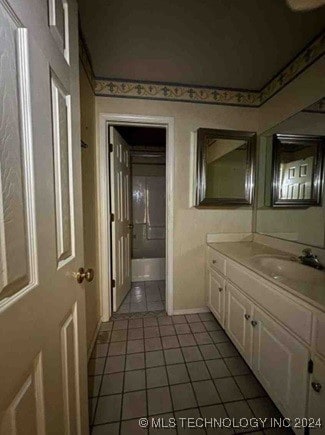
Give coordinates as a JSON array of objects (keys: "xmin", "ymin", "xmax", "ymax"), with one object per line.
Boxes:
[
  {"xmin": 244, "ymin": 314, "xmax": 250, "ymax": 320},
  {"xmin": 251, "ymin": 320, "xmax": 257, "ymax": 327},
  {"xmin": 212, "ymin": 260, "xmax": 217, "ymax": 264},
  {"xmin": 312, "ymin": 382, "xmax": 322, "ymax": 393},
  {"xmin": 218, "ymin": 287, "xmax": 223, "ymax": 292}
]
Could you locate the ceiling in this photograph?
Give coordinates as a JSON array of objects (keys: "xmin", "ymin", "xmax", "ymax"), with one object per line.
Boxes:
[
  {"xmin": 115, "ymin": 126, "xmax": 166, "ymax": 147},
  {"xmin": 78, "ymin": 0, "xmax": 325, "ymax": 91}
]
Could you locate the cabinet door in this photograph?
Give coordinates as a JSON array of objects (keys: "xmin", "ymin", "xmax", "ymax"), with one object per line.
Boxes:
[
  {"xmin": 207, "ymin": 268, "xmax": 225, "ymax": 327},
  {"xmin": 315, "ymin": 312, "xmax": 325, "ymax": 359},
  {"xmin": 252, "ymin": 306, "xmax": 309, "ymax": 420},
  {"xmin": 226, "ymin": 282, "xmax": 253, "ymax": 364},
  {"xmin": 308, "ymin": 355, "xmax": 325, "ymax": 433}
]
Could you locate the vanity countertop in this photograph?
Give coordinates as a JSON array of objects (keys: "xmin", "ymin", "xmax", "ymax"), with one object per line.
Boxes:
[{"xmin": 208, "ymin": 241, "xmax": 325, "ymax": 312}]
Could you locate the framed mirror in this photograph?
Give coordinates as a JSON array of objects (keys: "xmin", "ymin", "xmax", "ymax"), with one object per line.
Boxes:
[
  {"xmin": 256, "ymin": 96, "xmax": 325, "ymax": 248},
  {"xmin": 195, "ymin": 128, "xmax": 256, "ymax": 206},
  {"xmin": 272, "ymin": 134, "xmax": 324, "ymax": 207}
]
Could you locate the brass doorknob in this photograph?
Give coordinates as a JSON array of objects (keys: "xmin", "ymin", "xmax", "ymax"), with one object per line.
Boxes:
[{"xmin": 76, "ymin": 267, "xmax": 95, "ymax": 284}]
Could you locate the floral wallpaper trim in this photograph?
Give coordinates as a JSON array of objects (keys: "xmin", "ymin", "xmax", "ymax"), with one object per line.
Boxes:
[
  {"xmin": 94, "ymin": 80, "xmax": 260, "ymax": 106},
  {"xmin": 259, "ymin": 31, "xmax": 325, "ymax": 105},
  {"xmin": 80, "ymin": 31, "xmax": 325, "ymax": 107}
]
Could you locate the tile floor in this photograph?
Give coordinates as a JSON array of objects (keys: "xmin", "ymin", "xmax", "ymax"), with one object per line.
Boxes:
[
  {"xmin": 116, "ymin": 281, "xmax": 165, "ymax": 314},
  {"xmin": 88, "ymin": 312, "xmax": 293, "ymax": 434}
]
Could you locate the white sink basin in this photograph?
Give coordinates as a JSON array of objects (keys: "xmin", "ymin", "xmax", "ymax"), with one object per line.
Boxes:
[{"xmin": 248, "ymin": 254, "xmax": 325, "ymax": 291}]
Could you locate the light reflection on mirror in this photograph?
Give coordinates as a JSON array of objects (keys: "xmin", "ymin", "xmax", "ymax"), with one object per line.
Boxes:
[{"xmin": 206, "ymin": 139, "xmax": 248, "ymax": 199}]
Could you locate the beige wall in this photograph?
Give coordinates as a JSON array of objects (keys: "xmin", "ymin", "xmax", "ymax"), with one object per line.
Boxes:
[
  {"xmin": 80, "ymin": 63, "xmax": 100, "ymax": 348},
  {"xmin": 258, "ymin": 55, "xmax": 325, "ymax": 134},
  {"xmin": 79, "ymin": 55, "xmax": 324, "ymax": 316},
  {"xmin": 96, "ymin": 97, "xmax": 258, "ymax": 310}
]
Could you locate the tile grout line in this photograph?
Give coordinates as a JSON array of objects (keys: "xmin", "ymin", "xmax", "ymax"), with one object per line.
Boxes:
[
  {"xmin": 90, "ymin": 313, "xmax": 287, "ymax": 435},
  {"xmin": 89, "ymin": 326, "xmax": 112, "ymax": 431},
  {"xmin": 118, "ymin": 320, "xmax": 129, "ymax": 435},
  {"xmin": 161, "ymin": 336, "xmax": 179, "ymax": 435}
]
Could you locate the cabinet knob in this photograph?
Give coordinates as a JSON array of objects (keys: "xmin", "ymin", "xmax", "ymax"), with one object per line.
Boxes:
[
  {"xmin": 212, "ymin": 260, "xmax": 217, "ymax": 264},
  {"xmin": 218, "ymin": 287, "xmax": 223, "ymax": 292},
  {"xmin": 244, "ymin": 314, "xmax": 250, "ymax": 320},
  {"xmin": 251, "ymin": 320, "xmax": 257, "ymax": 327},
  {"xmin": 312, "ymin": 382, "xmax": 322, "ymax": 393}
]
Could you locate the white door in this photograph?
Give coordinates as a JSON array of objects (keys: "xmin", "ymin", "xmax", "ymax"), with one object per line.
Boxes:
[
  {"xmin": 207, "ymin": 268, "xmax": 225, "ymax": 327},
  {"xmin": 109, "ymin": 127, "xmax": 131, "ymax": 311},
  {"xmin": 252, "ymin": 306, "xmax": 309, "ymax": 421},
  {"xmin": 226, "ymin": 283, "xmax": 253, "ymax": 364},
  {"xmin": 280, "ymin": 156, "xmax": 313, "ymax": 200},
  {"xmin": 0, "ymin": 0, "xmax": 88, "ymax": 434},
  {"xmin": 308, "ymin": 355, "xmax": 325, "ymax": 433}
]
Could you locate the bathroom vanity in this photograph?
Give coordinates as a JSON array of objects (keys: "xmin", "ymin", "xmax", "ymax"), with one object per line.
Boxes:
[{"xmin": 206, "ymin": 240, "xmax": 325, "ymax": 433}]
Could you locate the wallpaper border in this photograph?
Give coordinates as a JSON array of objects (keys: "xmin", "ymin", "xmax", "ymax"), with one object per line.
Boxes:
[{"xmin": 80, "ymin": 30, "xmax": 325, "ymax": 108}]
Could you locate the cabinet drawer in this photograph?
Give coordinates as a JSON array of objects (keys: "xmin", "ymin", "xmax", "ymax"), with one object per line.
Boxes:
[
  {"xmin": 227, "ymin": 261, "xmax": 313, "ymax": 344},
  {"xmin": 207, "ymin": 247, "xmax": 226, "ymax": 276},
  {"xmin": 315, "ymin": 313, "xmax": 325, "ymax": 359}
]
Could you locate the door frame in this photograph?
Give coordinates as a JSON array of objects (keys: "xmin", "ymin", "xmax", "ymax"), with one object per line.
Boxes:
[{"xmin": 97, "ymin": 113, "xmax": 175, "ymax": 320}]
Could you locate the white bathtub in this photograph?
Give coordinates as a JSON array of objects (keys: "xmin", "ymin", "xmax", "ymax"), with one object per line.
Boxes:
[{"xmin": 131, "ymin": 258, "xmax": 165, "ymax": 282}]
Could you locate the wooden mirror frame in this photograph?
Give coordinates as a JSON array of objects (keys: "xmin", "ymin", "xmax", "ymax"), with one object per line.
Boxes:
[
  {"xmin": 272, "ymin": 134, "xmax": 324, "ymax": 208},
  {"xmin": 195, "ymin": 128, "xmax": 256, "ymax": 207}
]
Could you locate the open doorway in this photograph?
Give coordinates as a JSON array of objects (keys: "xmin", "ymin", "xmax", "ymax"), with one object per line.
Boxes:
[
  {"xmin": 97, "ymin": 114, "xmax": 174, "ymax": 320},
  {"xmin": 109, "ymin": 125, "xmax": 167, "ymax": 314}
]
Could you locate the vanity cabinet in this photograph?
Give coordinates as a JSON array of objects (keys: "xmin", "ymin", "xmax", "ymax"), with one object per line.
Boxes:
[
  {"xmin": 226, "ymin": 282, "xmax": 253, "ymax": 364},
  {"xmin": 207, "ymin": 268, "xmax": 226, "ymax": 327},
  {"xmin": 252, "ymin": 306, "xmax": 309, "ymax": 420},
  {"xmin": 206, "ymin": 245, "xmax": 325, "ymax": 432},
  {"xmin": 308, "ymin": 355, "xmax": 325, "ymax": 434},
  {"xmin": 314, "ymin": 313, "xmax": 325, "ymax": 359}
]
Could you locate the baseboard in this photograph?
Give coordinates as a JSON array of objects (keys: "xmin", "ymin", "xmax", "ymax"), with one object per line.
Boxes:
[
  {"xmin": 87, "ymin": 318, "xmax": 101, "ymax": 362},
  {"xmin": 172, "ymin": 307, "xmax": 210, "ymax": 315}
]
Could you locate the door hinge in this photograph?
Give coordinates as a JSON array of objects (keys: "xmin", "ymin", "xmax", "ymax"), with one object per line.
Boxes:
[
  {"xmin": 308, "ymin": 359, "xmax": 314, "ymax": 374},
  {"xmin": 110, "ymin": 213, "xmax": 115, "ymax": 222},
  {"xmin": 109, "ymin": 143, "xmax": 113, "ymax": 152},
  {"xmin": 111, "ymin": 279, "xmax": 116, "ymax": 288}
]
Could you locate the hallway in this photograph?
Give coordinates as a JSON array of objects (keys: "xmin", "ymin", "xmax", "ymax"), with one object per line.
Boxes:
[
  {"xmin": 88, "ymin": 312, "xmax": 291, "ymax": 434},
  {"xmin": 116, "ymin": 281, "xmax": 166, "ymax": 314}
]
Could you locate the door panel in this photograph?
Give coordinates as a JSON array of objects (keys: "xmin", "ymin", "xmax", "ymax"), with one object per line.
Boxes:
[
  {"xmin": 51, "ymin": 75, "xmax": 74, "ymax": 266},
  {"xmin": 0, "ymin": 3, "xmax": 36, "ymax": 302},
  {"xmin": 49, "ymin": 0, "xmax": 70, "ymax": 62},
  {"xmin": 110, "ymin": 127, "xmax": 131, "ymax": 311},
  {"xmin": 0, "ymin": 0, "xmax": 87, "ymax": 433},
  {"xmin": 226, "ymin": 282, "xmax": 253, "ymax": 364},
  {"xmin": 61, "ymin": 304, "xmax": 80, "ymax": 435},
  {"xmin": 0, "ymin": 352, "xmax": 45, "ymax": 435},
  {"xmin": 252, "ymin": 306, "xmax": 309, "ymax": 420}
]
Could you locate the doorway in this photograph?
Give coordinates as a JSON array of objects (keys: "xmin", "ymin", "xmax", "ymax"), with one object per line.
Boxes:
[
  {"xmin": 113, "ymin": 126, "xmax": 166, "ymax": 314},
  {"xmin": 97, "ymin": 114, "xmax": 174, "ymax": 320}
]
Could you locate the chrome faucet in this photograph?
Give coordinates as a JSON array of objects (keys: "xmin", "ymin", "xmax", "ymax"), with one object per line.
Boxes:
[{"xmin": 299, "ymin": 248, "xmax": 324, "ymax": 270}]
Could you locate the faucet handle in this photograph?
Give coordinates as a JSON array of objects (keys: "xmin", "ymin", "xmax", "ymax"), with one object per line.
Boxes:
[{"xmin": 302, "ymin": 248, "xmax": 313, "ymax": 257}]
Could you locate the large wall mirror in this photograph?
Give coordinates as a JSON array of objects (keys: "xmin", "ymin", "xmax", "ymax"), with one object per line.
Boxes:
[
  {"xmin": 256, "ymin": 97, "xmax": 325, "ymax": 248},
  {"xmin": 196, "ymin": 128, "xmax": 256, "ymax": 206}
]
